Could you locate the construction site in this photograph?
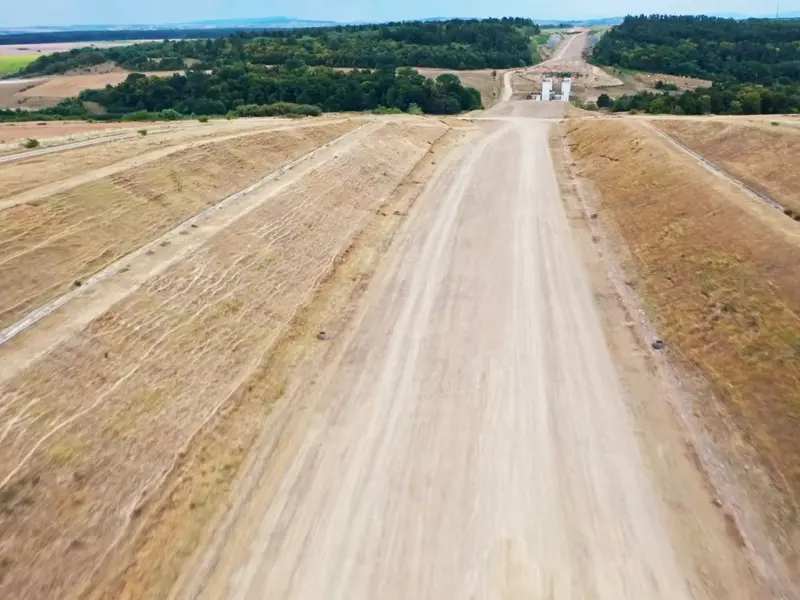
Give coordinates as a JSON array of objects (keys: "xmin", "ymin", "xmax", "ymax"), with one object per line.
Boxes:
[{"xmin": 0, "ymin": 28, "xmax": 799, "ymax": 600}]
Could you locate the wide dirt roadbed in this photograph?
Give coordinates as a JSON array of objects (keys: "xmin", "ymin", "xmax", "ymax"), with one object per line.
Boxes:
[{"xmin": 180, "ymin": 104, "xmax": 766, "ymax": 600}]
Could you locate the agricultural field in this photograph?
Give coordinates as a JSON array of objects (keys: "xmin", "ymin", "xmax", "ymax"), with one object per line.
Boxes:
[
  {"xmin": 413, "ymin": 67, "xmax": 502, "ymax": 108},
  {"xmin": 0, "ymin": 55, "xmax": 37, "ymax": 74},
  {"xmin": 0, "ymin": 40, "xmax": 162, "ymax": 57},
  {"xmin": 583, "ymin": 68, "xmax": 711, "ymax": 103}
]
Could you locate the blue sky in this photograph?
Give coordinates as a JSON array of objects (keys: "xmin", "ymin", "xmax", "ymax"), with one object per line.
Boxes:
[{"xmin": 3, "ymin": 0, "xmax": 797, "ymax": 28}]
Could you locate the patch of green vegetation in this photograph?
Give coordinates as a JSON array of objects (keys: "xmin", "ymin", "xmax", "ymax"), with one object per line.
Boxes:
[
  {"xmin": 593, "ymin": 16, "xmax": 800, "ymax": 115},
  {"xmin": 529, "ymin": 33, "xmax": 550, "ymax": 63},
  {"xmin": 0, "ymin": 54, "xmax": 37, "ymax": 75}
]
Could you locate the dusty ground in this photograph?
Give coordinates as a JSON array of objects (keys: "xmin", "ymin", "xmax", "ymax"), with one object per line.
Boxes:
[
  {"xmin": 510, "ymin": 31, "xmax": 623, "ymax": 100},
  {"xmin": 0, "ymin": 40, "xmax": 164, "ymax": 57},
  {"xmin": 0, "ymin": 71, "xmax": 182, "ymax": 109},
  {"xmin": 653, "ymin": 119, "xmax": 800, "ymax": 215},
  {"xmin": 0, "ymin": 30, "xmax": 796, "ymax": 600},
  {"xmin": 567, "ymin": 117, "xmax": 800, "ymax": 592}
]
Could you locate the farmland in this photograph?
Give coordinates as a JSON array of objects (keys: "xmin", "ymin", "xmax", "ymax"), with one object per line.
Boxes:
[
  {"xmin": 566, "ymin": 117, "xmax": 800, "ymax": 590},
  {"xmin": 652, "ymin": 119, "xmax": 800, "ymax": 215},
  {"xmin": 0, "ymin": 55, "xmax": 37, "ymax": 74}
]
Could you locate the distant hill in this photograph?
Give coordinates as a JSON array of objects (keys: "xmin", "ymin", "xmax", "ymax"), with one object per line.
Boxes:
[
  {"xmin": 0, "ymin": 16, "xmax": 339, "ymax": 36},
  {"xmin": 538, "ymin": 17, "xmax": 624, "ymax": 27},
  {"xmin": 176, "ymin": 16, "xmax": 340, "ymax": 29}
]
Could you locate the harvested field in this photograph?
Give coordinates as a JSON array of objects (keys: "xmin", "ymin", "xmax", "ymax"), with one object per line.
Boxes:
[
  {"xmin": 413, "ymin": 68, "xmax": 502, "ymax": 107},
  {"xmin": 0, "ymin": 40, "xmax": 163, "ymax": 56},
  {"xmin": 583, "ymin": 69, "xmax": 710, "ymax": 102},
  {"xmin": 16, "ymin": 71, "xmax": 182, "ymax": 100},
  {"xmin": 653, "ymin": 119, "xmax": 800, "ymax": 215},
  {"xmin": 0, "ymin": 120, "xmax": 357, "ymax": 330},
  {"xmin": 0, "ymin": 79, "xmax": 43, "ymax": 109},
  {"xmin": 567, "ymin": 118, "xmax": 800, "ymax": 581},
  {"xmin": 0, "ymin": 117, "xmax": 449, "ymax": 599}
]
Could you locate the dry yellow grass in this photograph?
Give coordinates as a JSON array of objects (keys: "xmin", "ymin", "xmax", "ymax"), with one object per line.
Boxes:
[
  {"xmin": 567, "ymin": 118, "xmax": 800, "ymax": 507},
  {"xmin": 0, "ymin": 119, "xmax": 448, "ymax": 599},
  {"xmin": 0, "ymin": 121, "xmax": 356, "ymax": 329},
  {"xmin": 654, "ymin": 119, "xmax": 800, "ymax": 215}
]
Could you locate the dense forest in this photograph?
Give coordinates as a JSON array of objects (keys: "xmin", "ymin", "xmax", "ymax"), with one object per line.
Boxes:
[
  {"xmin": 78, "ymin": 65, "xmax": 483, "ymax": 116},
  {"xmin": 16, "ymin": 18, "xmax": 539, "ymax": 76},
  {"xmin": 592, "ymin": 15, "xmax": 800, "ymax": 114}
]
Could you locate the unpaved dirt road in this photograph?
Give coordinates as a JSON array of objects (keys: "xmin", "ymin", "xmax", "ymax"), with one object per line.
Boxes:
[
  {"xmin": 545, "ymin": 30, "xmax": 588, "ymax": 63},
  {"xmin": 180, "ymin": 87, "xmax": 767, "ymax": 597}
]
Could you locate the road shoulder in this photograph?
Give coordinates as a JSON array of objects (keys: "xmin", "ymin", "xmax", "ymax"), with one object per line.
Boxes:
[{"xmin": 550, "ymin": 120, "xmax": 774, "ymax": 600}]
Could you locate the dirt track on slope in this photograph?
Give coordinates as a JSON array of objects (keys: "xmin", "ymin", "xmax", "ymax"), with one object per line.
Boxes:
[{"xmin": 178, "ymin": 102, "xmax": 769, "ymax": 600}]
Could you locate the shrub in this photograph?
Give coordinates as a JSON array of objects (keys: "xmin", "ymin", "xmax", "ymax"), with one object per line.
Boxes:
[
  {"xmin": 596, "ymin": 93, "xmax": 612, "ymax": 108},
  {"xmin": 654, "ymin": 80, "xmax": 679, "ymax": 91},
  {"xmin": 137, "ymin": 129, "xmax": 148, "ymax": 136},
  {"xmin": 22, "ymin": 138, "xmax": 40, "ymax": 148},
  {"xmin": 372, "ymin": 106, "xmax": 404, "ymax": 115},
  {"xmin": 407, "ymin": 103, "xmax": 424, "ymax": 115},
  {"xmin": 198, "ymin": 116, "xmax": 209, "ymax": 123},
  {"xmin": 160, "ymin": 109, "xmax": 182, "ymax": 121},
  {"xmin": 232, "ymin": 103, "xmax": 323, "ymax": 118},
  {"xmin": 771, "ymin": 121, "xmax": 780, "ymax": 126}
]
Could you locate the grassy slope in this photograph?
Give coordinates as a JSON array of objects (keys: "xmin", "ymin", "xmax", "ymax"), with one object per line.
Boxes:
[
  {"xmin": 654, "ymin": 119, "xmax": 800, "ymax": 215},
  {"xmin": 568, "ymin": 118, "xmax": 800, "ymax": 501}
]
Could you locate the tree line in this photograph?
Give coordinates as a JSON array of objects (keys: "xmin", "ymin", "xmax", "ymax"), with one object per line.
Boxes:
[
  {"xmin": 592, "ymin": 15, "xmax": 800, "ymax": 115},
  {"xmin": 16, "ymin": 18, "xmax": 539, "ymax": 77},
  {"xmin": 76, "ymin": 64, "xmax": 482, "ymax": 117}
]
